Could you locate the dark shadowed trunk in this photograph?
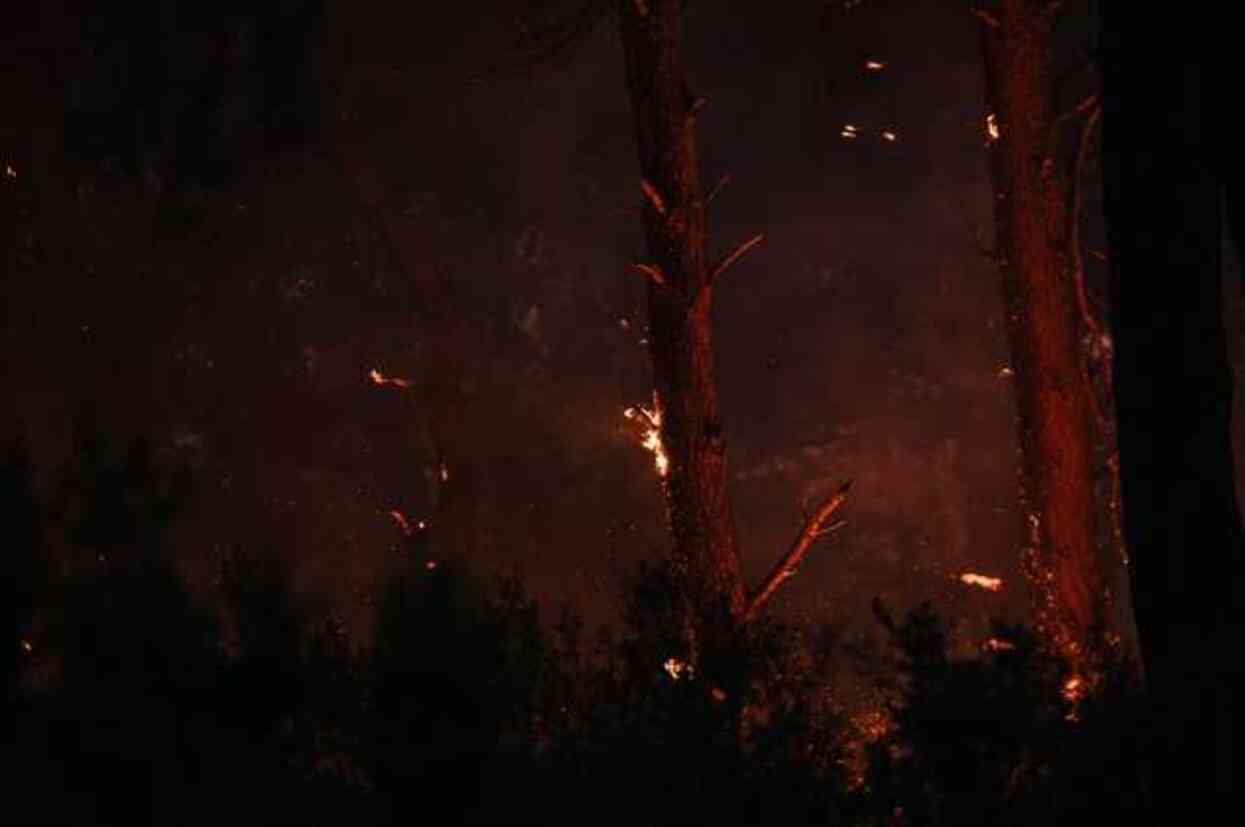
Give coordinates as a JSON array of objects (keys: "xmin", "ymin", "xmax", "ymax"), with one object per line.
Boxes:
[
  {"xmin": 1098, "ymin": 4, "xmax": 1244, "ymax": 812},
  {"xmin": 616, "ymin": 0, "xmax": 747, "ymax": 636},
  {"xmin": 979, "ymin": 0, "xmax": 1124, "ymax": 674}
]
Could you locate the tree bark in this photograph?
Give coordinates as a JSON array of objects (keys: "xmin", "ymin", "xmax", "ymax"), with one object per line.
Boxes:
[
  {"xmin": 616, "ymin": 0, "xmax": 747, "ymax": 630},
  {"xmin": 979, "ymin": 0, "xmax": 1122, "ymax": 673}
]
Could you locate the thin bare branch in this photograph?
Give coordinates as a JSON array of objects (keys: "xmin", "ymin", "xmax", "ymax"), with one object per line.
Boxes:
[
  {"xmin": 640, "ymin": 178, "xmax": 667, "ymax": 215},
  {"xmin": 1069, "ymin": 101, "xmax": 1105, "ymax": 344},
  {"xmin": 1055, "ymin": 92, "xmax": 1101, "ymax": 130},
  {"xmin": 744, "ymin": 480, "xmax": 852, "ymax": 622},
  {"xmin": 704, "ymin": 172, "xmax": 732, "ymax": 206},
  {"xmin": 631, "ymin": 262, "xmax": 666, "ymax": 286},
  {"xmin": 971, "ymin": 7, "xmax": 1000, "ymax": 29},
  {"xmin": 710, "ymin": 233, "xmax": 765, "ymax": 282}
]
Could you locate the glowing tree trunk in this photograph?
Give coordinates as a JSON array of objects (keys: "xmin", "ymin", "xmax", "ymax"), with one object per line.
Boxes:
[
  {"xmin": 978, "ymin": 0, "xmax": 1122, "ymax": 673},
  {"xmin": 616, "ymin": 0, "xmax": 748, "ymax": 631}
]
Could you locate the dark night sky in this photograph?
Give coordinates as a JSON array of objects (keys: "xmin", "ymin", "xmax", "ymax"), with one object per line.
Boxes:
[{"xmin": 5, "ymin": 0, "xmax": 1243, "ymax": 653}]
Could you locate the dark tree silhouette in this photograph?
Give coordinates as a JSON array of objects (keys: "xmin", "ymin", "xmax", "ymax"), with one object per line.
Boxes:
[{"xmin": 1098, "ymin": 4, "xmax": 1245, "ymax": 815}]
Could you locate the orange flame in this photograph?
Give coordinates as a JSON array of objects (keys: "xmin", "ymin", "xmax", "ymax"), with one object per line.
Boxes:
[
  {"xmin": 959, "ymin": 572, "xmax": 1003, "ymax": 592},
  {"xmin": 624, "ymin": 395, "xmax": 670, "ymax": 478},
  {"xmin": 663, "ymin": 657, "xmax": 691, "ymax": 680}
]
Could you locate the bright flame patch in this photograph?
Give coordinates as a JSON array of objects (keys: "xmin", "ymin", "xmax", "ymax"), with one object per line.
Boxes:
[
  {"xmin": 624, "ymin": 395, "xmax": 669, "ymax": 478},
  {"xmin": 959, "ymin": 572, "xmax": 1003, "ymax": 592}
]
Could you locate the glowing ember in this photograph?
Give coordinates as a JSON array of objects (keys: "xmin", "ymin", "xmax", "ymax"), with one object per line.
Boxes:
[
  {"xmin": 368, "ymin": 367, "xmax": 412, "ymax": 389},
  {"xmin": 986, "ymin": 112, "xmax": 1000, "ymax": 142},
  {"xmin": 840, "ymin": 124, "xmax": 859, "ymax": 140},
  {"xmin": 425, "ymin": 560, "xmax": 438, "ymax": 571},
  {"xmin": 21, "ymin": 640, "xmax": 33, "ymax": 653},
  {"xmin": 959, "ymin": 572, "xmax": 1003, "ymax": 592},
  {"xmin": 439, "ymin": 462, "xmax": 450, "ymax": 482},
  {"xmin": 865, "ymin": 60, "xmax": 886, "ymax": 71},
  {"xmin": 982, "ymin": 637, "xmax": 1016, "ymax": 652},
  {"xmin": 663, "ymin": 657, "xmax": 690, "ymax": 680},
  {"xmin": 387, "ymin": 509, "xmax": 426, "ymax": 536},
  {"xmin": 624, "ymin": 395, "xmax": 669, "ymax": 478},
  {"xmin": 4, "ymin": 164, "xmax": 15, "ymax": 179},
  {"xmin": 881, "ymin": 129, "xmax": 898, "ymax": 142}
]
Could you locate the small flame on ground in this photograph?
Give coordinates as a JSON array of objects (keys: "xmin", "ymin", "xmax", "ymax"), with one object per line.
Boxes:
[
  {"xmin": 21, "ymin": 640, "xmax": 33, "ymax": 653},
  {"xmin": 368, "ymin": 367, "xmax": 412, "ymax": 389},
  {"xmin": 439, "ymin": 462, "xmax": 450, "ymax": 483},
  {"xmin": 425, "ymin": 560, "xmax": 438, "ymax": 571},
  {"xmin": 959, "ymin": 572, "xmax": 1004, "ymax": 592},
  {"xmin": 865, "ymin": 60, "xmax": 886, "ymax": 71},
  {"xmin": 840, "ymin": 124, "xmax": 859, "ymax": 140},
  {"xmin": 881, "ymin": 129, "xmax": 898, "ymax": 142},
  {"xmin": 982, "ymin": 637, "xmax": 1016, "ymax": 652},
  {"xmin": 986, "ymin": 112, "xmax": 1000, "ymax": 142},
  {"xmin": 4, "ymin": 164, "xmax": 16, "ymax": 179}
]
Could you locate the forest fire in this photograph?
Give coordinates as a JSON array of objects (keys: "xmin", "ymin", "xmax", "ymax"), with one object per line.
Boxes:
[
  {"xmin": 9, "ymin": 0, "xmax": 1241, "ymax": 820},
  {"xmin": 959, "ymin": 572, "xmax": 1004, "ymax": 591}
]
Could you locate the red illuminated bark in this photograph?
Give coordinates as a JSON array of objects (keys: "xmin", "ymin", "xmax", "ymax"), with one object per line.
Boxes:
[
  {"xmin": 979, "ymin": 0, "xmax": 1124, "ymax": 672},
  {"xmin": 617, "ymin": 0, "xmax": 748, "ymax": 631}
]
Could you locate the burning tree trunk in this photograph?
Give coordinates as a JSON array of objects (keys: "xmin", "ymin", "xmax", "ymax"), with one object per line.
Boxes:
[
  {"xmin": 615, "ymin": 1, "xmax": 848, "ymax": 653},
  {"xmin": 617, "ymin": 0, "xmax": 748, "ymax": 630},
  {"xmin": 977, "ymin": 1, "xmax": 1125, "ymax": 674}
]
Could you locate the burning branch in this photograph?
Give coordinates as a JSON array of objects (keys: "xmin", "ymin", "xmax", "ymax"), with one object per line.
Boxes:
[
  {"xmin": 744, "ymin": 480, "xmax": 852, "ymax": 622},
  {"xmin": 710, "ymin": 233, "xmax": 765, "ymax": 283}
]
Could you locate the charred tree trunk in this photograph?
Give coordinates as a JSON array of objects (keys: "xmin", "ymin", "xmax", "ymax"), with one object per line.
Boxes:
[
  {"xmin": 616, "ymin": 0, "xmax": 747, "ymax": 634},
  {"xmin": 1098, "ymin": 5, "xmax": 1244, "ymax": 810},
  {"xmin": 979, "ymin": 1, "xmax": 1123, "ymax": 674}
]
